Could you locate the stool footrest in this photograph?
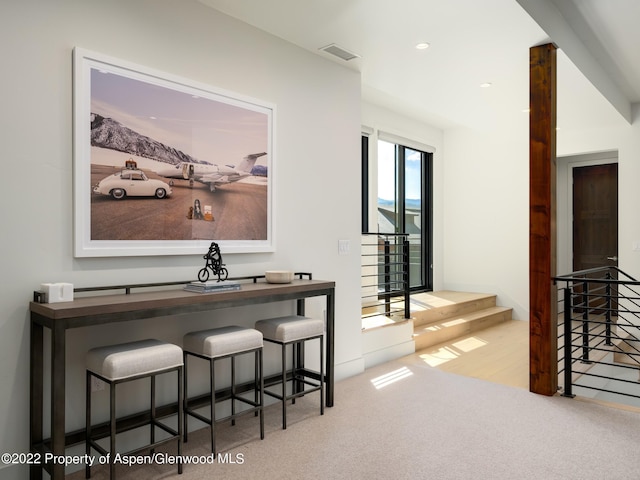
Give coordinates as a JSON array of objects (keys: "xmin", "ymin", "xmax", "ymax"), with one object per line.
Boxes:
[
  {"xmin": 264, "ymin": 380, "xmax": 322, "ymax": 402},
  {"xmin": 185, "ymin": 395, "xmax": 262, "ymax": 426},
  {"xmin": 86, "ymin": 339, "xmax": 184, "ymax": 479},
  {"xmin": 88, "ymin": 417, "xmax": 178, "ymax": 441},
  {"xmin": 255, "ymin": 317, "xmax": 325, "ymax": 430},
  {"xmin": 206, "ymin": 407, "xmax": 263, "ymax": 426},
  {"xmin": 183, "ymin": 327, "xmax": 264, "ymax": 454},
  {"xmin": 123, "ymin": 436, "xmax": 179, "ymax": 457}
]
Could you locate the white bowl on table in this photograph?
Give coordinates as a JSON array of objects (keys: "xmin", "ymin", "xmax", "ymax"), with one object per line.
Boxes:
[{"xmin": 265, "ymin": 270, "xmax": 294, "ymax": 284}]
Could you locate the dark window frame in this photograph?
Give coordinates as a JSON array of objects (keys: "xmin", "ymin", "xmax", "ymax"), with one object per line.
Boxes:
[{"xmin": 362, "ymin": 135, "xmax": 433, "ymax": 292}]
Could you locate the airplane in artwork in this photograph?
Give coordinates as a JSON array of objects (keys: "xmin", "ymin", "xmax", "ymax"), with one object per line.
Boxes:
[{"xmin": 156, "ymin": 152, "xmax": 267, "ymax": 191}]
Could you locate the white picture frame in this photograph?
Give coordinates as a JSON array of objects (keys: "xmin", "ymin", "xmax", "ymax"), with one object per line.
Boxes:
[{"xmin": 73, "ymin": 48, "xmax": 275, "ymax": 257}]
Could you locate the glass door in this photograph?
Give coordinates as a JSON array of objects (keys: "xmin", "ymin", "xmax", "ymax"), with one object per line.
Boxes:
[{"xmin": 377, "ymin": 140, "xmax": 432, "ymax": 291}]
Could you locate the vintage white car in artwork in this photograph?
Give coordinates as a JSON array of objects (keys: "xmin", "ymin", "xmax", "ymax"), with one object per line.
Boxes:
[{"xmin": 93, "ymin": 169, "xmax": 173, "ymax": 199}]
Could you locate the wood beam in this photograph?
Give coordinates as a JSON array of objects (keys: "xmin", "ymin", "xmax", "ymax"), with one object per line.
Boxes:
[{"xmin": 529, "ymin": 43, "xmax": 558, "ymax": 396}]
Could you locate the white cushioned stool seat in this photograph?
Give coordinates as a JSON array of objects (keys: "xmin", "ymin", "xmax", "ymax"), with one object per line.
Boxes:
[
  {"xmin": 182, "ymin": 325, "xmax": 264, "ymax": 454},
  {"xmin": 254, "ymin": 315, "xmax": 324, "ymax": 430},
  {"xmin": 183, "ymin": 325, "xmax": 263, "ymax": 358},
  {"xmin": 87, "ymin": 338, "xmax": 183, "ymax": 381},
  {"xmin": 255, "ymin": 315, "xmax": 324, "ymax": 342},
  {"xmin": 85, "ymin": 338, "xmax": 183, "ymax": 479}
]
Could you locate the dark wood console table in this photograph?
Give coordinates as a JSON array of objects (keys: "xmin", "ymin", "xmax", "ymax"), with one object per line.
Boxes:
[{"xmin": 29, "ymin": 277, "xmax": 335, "ymax": 479}]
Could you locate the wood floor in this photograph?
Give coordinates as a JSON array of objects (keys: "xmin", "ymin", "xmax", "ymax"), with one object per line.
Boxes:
[{"xmin": 412, "ymin": 319, "xmax": 530, "ymax": 390}]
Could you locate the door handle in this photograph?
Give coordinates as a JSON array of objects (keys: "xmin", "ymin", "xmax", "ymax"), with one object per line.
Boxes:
[{"xmin": 607, "ymin": 255, "xmax": 618, "ymax": 262}]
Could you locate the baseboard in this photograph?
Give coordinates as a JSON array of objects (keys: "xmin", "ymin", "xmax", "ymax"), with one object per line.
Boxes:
[
  {"xmin": 363, "ymin": 340, "xmax": 415, "ymax": 369},
  {"xmin": 334, "ymin": 356, "xmax": 366, "ymax": 382}
]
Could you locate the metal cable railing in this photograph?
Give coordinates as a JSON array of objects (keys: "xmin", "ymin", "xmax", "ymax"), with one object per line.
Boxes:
[
  {"xmin": 554, "ymin": 267, "xmax": 640, "ymax": 403},
  {"xmin": 361, "ymin": 233, "xmax": 410, "ymax": 320}
]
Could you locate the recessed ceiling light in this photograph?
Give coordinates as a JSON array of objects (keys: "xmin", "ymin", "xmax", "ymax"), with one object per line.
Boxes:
[
  {"xmin": 415, "ymin": 42, "xmax": 430, "ymax": 50},
  {"xmin": 480, "ymin": 82, "xmax": 492, "ymax": 88}
]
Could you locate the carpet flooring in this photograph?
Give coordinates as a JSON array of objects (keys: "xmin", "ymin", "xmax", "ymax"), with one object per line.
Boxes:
[{"xmin": 69, "ymin": 353, "xmax": 640, "ymax": 479}]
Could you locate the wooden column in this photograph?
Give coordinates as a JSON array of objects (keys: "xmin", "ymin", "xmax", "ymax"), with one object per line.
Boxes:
[{"xmin": 529, "ymin": 43, "xmax": 558, "ymax": 396}]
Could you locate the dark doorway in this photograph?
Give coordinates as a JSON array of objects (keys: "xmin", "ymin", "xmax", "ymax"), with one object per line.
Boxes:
[
  {"xmin": 572, "ymin": 163, "xmax": 618, "ymax": 272},
  {"xmin": 572, "ymin": 163, "xmax": 618, "ymax": 311}
]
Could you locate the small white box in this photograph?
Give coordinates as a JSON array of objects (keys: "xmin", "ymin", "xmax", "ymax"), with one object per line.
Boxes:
[{"xmin": 40, "ymin": 283, "xmax": 74, "ymax": 303}]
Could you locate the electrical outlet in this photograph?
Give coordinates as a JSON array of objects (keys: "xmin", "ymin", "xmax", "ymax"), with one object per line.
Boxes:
[{"xmin": 91, "ymin": 376, "xmax": 105, "ymax": 392}]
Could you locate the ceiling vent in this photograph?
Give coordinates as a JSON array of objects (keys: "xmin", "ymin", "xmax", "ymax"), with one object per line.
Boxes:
[{"xmin": 319, "ymin": 43, "xmax": 360, "ymax": 61}]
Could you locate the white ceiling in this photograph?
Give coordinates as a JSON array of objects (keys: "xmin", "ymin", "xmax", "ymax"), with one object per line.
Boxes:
[{"xmin": 198, "ymin": 0, "xmax": 637, "ymax": 131}]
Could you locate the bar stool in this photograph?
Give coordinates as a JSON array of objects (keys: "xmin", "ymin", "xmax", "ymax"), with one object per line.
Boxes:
[
  {"xmin": 183, "ymin": 326, "xmax": 264, "ymax": 454},
  {"xmin": 255, "ymin": 315, "xmax": 324, "ymax": 429},
  {"xmin": 85, "ymin": 339, "xmax": 184, "ymax": 479}
]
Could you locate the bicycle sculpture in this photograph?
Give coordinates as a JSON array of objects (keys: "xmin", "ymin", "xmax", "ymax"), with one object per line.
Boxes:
[{"xmin": 198, "ymin": 242, "xmax": 229, "ymax": 282}]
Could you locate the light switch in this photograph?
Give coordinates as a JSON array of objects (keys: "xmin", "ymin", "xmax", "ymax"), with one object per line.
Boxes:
[{"xmin": 338, "ymin": 239, "xmax": 350, "ymax": 255}]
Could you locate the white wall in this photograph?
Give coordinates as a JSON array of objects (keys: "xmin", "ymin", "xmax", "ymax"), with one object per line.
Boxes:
[
  {"xmin": 442, "ymin": 117, "xmax": 530, "ymax": 320},
  {"xmin": 0, "ymin": 1, "xmax": 362, "ymax": 477}
]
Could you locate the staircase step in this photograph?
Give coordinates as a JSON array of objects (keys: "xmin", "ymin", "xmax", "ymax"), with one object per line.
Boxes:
[
  {"xmin": 567, "ymin": 331, "xmax": 640, "ymax": 385},
  {"xmin": 414, "ymin": 306, "xmax": 512, "ymax": 351},
  {"xmin": 411, "ymin": 291, "xmax": 497, "ymax": 328},
  {"xmin": 612, "ymin": 334, "xmax": 640, "ymax": 368}
]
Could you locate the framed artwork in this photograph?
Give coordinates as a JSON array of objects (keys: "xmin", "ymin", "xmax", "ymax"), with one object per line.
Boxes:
[{"xmin": 73, "ymin": 48, "xmax": 274, "ymax": 257}]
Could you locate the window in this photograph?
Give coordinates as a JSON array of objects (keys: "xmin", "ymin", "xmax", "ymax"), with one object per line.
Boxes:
[
  {"xmin": 362, "ymin": 135, "xmax": 369, "ymax": 233},
  {"xmin": 374, "ymin": 139, "xmax": 432, "ymax": 291}
]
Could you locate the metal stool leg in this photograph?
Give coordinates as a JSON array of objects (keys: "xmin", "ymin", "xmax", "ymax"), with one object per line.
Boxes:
[
  {"xmin": 281, "ymin": 342, "xmax": 287, "ymax": 429},
  {"xmin": 320, "ymin": 336, "xmax": 324, "ymax": 416},
  {"xmin": 231, "ymin": 355, "xmax": 236, "ymax": 426},
  {"xmin": 292, "ymin": 342, "xmax": 298, "ymax": 405},
  {"xmin": 254, "ymin": 350, "xmax": 259, "ymax": 417},
  {"xmin": 210, "ymin": 357, "xmax": 216, "ymax": 454},
  {"xmin": 259, "ymin": 349, "xmax": 264, "ymax": 439},
  {"xmin": 150, "ymin": 375, "xmax": 156, "ymax": 454},
  {"xmin": 85, "ymin": 371, "xmax": 91, "ymax": 479},
  {"xmin": 183, "ymin": 352, "xmax": 189, "ymax": 443},
  {"xmin": 177, "ymin": 366, "xmax": 183, "ymax": 474},
  {"xmin": 109, "ymin": 382, "xmax": 116, "ymax": 480}
]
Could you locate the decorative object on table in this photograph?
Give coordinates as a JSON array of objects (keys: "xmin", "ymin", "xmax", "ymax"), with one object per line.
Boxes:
[
  {"xmin": 184, "ymin": 280, "xmax": 240, "ymax": 293},
  {"xmin": 198, "ymin": 242, "xmax": 229, "ymax": 282},
  {"xmin": 38, "ymin": 283, "xmax": 74, "ymax": 303},
  {"xmin": 265, "ymin": 270, "xmax": 294, "ymax": 284}
]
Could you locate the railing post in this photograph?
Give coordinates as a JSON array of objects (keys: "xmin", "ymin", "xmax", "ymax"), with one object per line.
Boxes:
[
  {"xmin": 403, "ymin": 237, "xmax": 410, "ymax": 319},
  {"xmin": 605, "ymin": 272, "xmax": 613, "ymax": 346},
  {"xmin": 581, "ymin": 280, "xmax": 591, "ymax": 363},
  {"xmin": 384, "ymin": 239, "xmax": 391, "ymax": 316},
  {"xmin": 562, "ymin": 286, "xmax": 575, "ymax": 398}
]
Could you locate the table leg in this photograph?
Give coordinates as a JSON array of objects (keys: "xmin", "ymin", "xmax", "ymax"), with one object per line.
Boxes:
[
  {"xmin": 325, "ymin": 291, "xmax": 335, "ymax": 407},
  {"xmin": 30, "ymin": 319, "xmax": 43, "ymax": 480},
  {"xmin": 50, "ymin": 322, "xmax": 66, "ymax": 479}
]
